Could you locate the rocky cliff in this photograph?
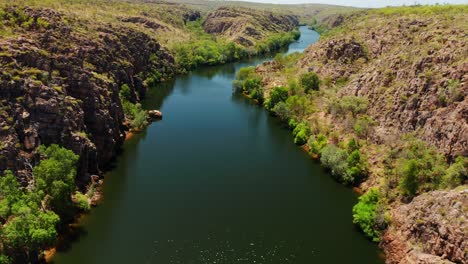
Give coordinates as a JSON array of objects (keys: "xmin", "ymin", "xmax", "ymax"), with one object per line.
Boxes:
[
  {"xmin": 248, "ymin": 5, "xmax": 467, "ymax": 263},
  {"xmin": 203, "ymin": 7, "xmax": 299, "ymax": 47},
  {"xmin": 0, "ymin": 5, "xmax": 176, "ymax": 186}
]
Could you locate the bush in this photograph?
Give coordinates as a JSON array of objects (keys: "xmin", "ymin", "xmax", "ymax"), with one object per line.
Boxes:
[
  {"xmin": 441, "ymin": 156, "xmax": 467, "ymax": 188},
  {"xmin": 346, "ymin": 150, "xmax": 367, "ymax": 184},
  {"xmin": 292, "ymin": 122, "xmax": 310, "ymax": 145},
  {"xmin": 119, "ymin": 84, "xmax": 131, "ymax": 101},
  {"xmin": 320, "ymin": 145, "xmax": 349, "ymax": 182},
  {"xmin": 352, "ymin": 188, "xmax": 388, "ymax": 242},
  {"xmin": 300, "ymin": 72, "xmax": 320, "ymax": 92},
  {"xmin": 272, "ymin": 101, "xmax": 290, "ymax": 122},
  {"xmin": 308, "ymin": 134, "xmax": 328, "ymax": 156},
  {"xmin": 329, "ymin": 96, "xmax": 368, "ymax": 117},
  {"xmin": 122, "ymin": 101, "xmax": 148, "ymax": 130},
  {"xmin": 0, "ymin": 255, "xmax": 11, "ymax": 264},
  {"xmin": 74, "ymin": 192, "xmax": 90, "ymax": 211},
  {"xmin": 285, "ymin": 95, "xmax": 313, "ymax": 119},
  {"xmin": 266, "ymin": 86, "xmax": 289, "ymax": 110},
  {"xmin": 399, "ymin": 159, "xmax": 419, "ymax": 197}
]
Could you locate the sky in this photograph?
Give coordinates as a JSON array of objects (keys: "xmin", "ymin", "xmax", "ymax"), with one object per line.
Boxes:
[{"xmin": 234, "ymin": 0, "xmax": 467, "ymax": 8}]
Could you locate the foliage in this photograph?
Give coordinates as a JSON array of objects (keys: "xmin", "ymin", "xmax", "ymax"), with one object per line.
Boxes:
[
  {"xmin": 272, "ymin": 101, "xmax": 290, "ymax": 122},
  {"xmin": 353, "ymin": 115, "xmax": 376, "ymax": 140},
  {"xmin": 0, "ymin": 145, "xmax": 80, "ymax": 262},
  {"xmin": 0, "ymin": 255, "xmax": 11, "ymax": 264},
  {"xmin": 352, "ymin": 188, "xmax": 388, "ymax": 242},
  {"xmin": 300, "ymin": 72, "xmax": 320, "ymax": 92},
  {"xmin": 74, "ymin": 192, "xmax": 90, "ymax": 211},
  {"xmin": 320, "ymin": 144, "xmax": 367, "ymax": 185},
  {"xmin": 320, "ymin": 145, "xmax": 349, "ymax": 182},
  {"xmin": 441, "ymin": 157, "xmax": 467, "ymax": 188},
  {"xmin": 308, "ymin": 134, "xmax": 328, "ymax": 156},
  {"xmin": 255, "ymin": 30, "xmax": 300, "ymax": 54},
  {"xmin": 285, "ymin": 95, "xmax": 313, "ymax": 119},
  {"xmin": 34, "ymin": 144, "xmax": 79, "ymax": 217},
  {"xmin": 121, "ymin": 99, "xmax": 148, "ymax": 131},
  {"xmin": 265, "ymin": 86, "xmax": 289, "ymax": 110},
  {"xmin": 399, "ymin": 159, "xmax": 419, "ymax": 197},
  {"xmin": 119, "ymin": 84, "xmax": 131, "ymax": 101},
  {"xmin": 292, "ymin": 122, "xmax": 310, "ymax": 145},
  {"xmin": 329, "ymin": 95, "xmax": 368, "ymax": 117}
]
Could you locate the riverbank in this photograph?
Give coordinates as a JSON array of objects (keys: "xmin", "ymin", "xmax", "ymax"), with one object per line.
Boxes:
[{"xmin": 235, "ymin": 5, "xmax": 467, "ymax": 263}]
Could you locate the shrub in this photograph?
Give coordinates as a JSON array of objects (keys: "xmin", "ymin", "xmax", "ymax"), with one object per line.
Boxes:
[
  {"xmin": 354, "ymin": 115, "xmax": 376, "ymax": 140},
  {"xmin": 0, "ymin": 255, "xmax": 11, "ymax": 264},
  {"xmin": 441, "ymin": 156, "xmax": 467, "ymax": 188},
  {"xmin": 346, "ymin": 150, "xmax": 367, "ymax": 184},
  {"xmin": 399, "ymin": 159, "xmax": 419, "ymax": 197},
  {"xmin": 329, "ymin": 96, "xmax": 368, "ymax": 117},
  {"xmin": 122, "ymin": 101, "xmax": 148, "ymax": 130},
  {"xmin": 266, "ymin": 86, "xmax": 289, "ymax": 110},
  {"xmin": 74, "ymin": 192, "xmax": 90, "ymax": 211},
  {"xmin": 119, "ymin": 84, "xmax": 131, "ymax": 101},
  {"xmin": 352, "ymin": 188, "xmax": 388, "ymax": 242},
  {"xmin": 320, "ymin": 145, "xmax": 349, "ymax": 182},
  {"xmin": 300, "ymin": 72, "xmax": 320, "ymax": 92},
  {"xmin": 292, "ymin": 122, "xmax": 310, "ymax": 145},
  {"xmin": 308, "ymin": 134, "xmax": 328, "ymax": 156},
  {"xmin": 285, "ymin": 95, "xmax": 313, "ymax": 119},
  {"xmin": 272, "ymin": 101, "xmax": 290, "ymax": 122}
]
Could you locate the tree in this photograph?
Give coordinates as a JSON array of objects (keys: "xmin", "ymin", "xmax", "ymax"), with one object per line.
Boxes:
[
  {"xmin": 266, "ymin": 86, "xmax": 289, "ymax": 110},
  {"xmin": 34, "ymin": 145, "xmax": 79, "ymax": 218},
  {"xmin": 300, "ymin": 72, "xmax": 320, "ymax": 92},
  {"xmin": 399, "ymin": 159, "xmax": 419, "ymax": 197},
  {"xmin": 354, "ymin": 115, "xmax": 376, "ymax": 141},
  {"xmin": 320, "ymin": 145, "xmax": 349, "ymax": 182},
  {"xmin": 292, "ymin": 122, "xmax": 310, "ymax": 145},
  {"xmin": 286, "ymin": 95, "xmax": 313, "ymax": 119},
  {"xmin": 441, "ymin": 156, "xmax": 467, "ymax": 188},
  {"xmin": 0, "ymin": 171, "xmax": 21, "ymax": 221},
  {"xmin": 272, "ymin": 101, "xmax": 290, "ymax": 122},
  {"xmin": 308, "ymin": 134, "xmax": 328, "ymax": 156},
  {"xmin": 352, "ymin": 188, "xmax": 387, "ymax": 242}
]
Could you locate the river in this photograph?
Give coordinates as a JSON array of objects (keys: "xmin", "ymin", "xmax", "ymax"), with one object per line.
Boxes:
[{"xmin": 53, "ymin": 26, "xmax": 383, "ymax": 264}]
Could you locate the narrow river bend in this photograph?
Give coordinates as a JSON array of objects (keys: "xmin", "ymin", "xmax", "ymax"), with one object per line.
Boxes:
[{"xmin": 53, "ymin": 27, "xmax": 383, "ymax": 264}]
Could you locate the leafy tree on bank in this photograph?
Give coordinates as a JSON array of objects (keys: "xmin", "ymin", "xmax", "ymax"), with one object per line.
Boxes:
[
  {"xmin": 352, "ymin": 188, "xmax": 388, "ymax": 242},
  {"xmin": 300, "ymin": 72, "xmax": 320, "ymax": 92}
]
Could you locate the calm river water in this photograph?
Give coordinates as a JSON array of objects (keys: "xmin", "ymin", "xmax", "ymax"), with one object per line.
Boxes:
[{"xmin": 53, "ymin": 27, "xmax": 383, "ymax": 264}]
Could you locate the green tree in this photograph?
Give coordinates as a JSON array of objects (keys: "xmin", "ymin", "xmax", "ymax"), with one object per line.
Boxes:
[
  {"xmin": 354, "ymin": 115, "xmax": 376, "ymax": 141},
  {"xmin": 272, "ymin": 101, "xmax": 290, "ymax": 122},
  {"xmin": 308, "ymin": 134, "xmax": 328, "ymax": 156},
  {"xmin": 441, "ymin": 156, "xmax": 467, "ymax": 188},
  {"xmin": 352, "ymin": 188, "xmax": 387, "ymax": 242},
  {"xmin": 34, "ymin": 145, "xmax": 79, "ymax": 218},
  {"xmin": 399, "ymin": 159, "xmax": 419, "ymax": 197},
  {"xmin": 320, "ymin": 145, "xmax": 349, "ymax": 182},
  {"xmin": 266, "ymin": 86, "xmax": 289, "ymax": 110},
  {"xmin": 285, "ymin": 95, "xmax": 312, "ymax": 119},
  {"xmin": 119, "ymin": 84, "xmax": 131, "ymax": 101},
  {"xmin": 300, "ymin": 72, "xmax": 320, "ymax": 92},
  {"xmin": 292, "ymin": 122, "xmax": 310, "ymax": 145}
]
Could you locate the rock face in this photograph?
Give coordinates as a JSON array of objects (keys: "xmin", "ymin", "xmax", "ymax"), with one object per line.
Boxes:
[
  {"xmin": 300, "ymin": 11, "xmax": 467, "ymax": 158},
  {"xmin": 203, "ymin": 7, "xmax": 299, "ymax": 47},
  {"xmin": 0, "ymin": 6, "xmax": 175, "ymax": 185},
  {"xmin": 382, "ymin": 190, "xmax": 467, "ymax": 264}
]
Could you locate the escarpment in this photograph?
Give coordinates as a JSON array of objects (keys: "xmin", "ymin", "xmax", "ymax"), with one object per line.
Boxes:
[
  {"xmin": 285, "ymin": 9, "xmax": 467, "ymax": 157},
  {"xmin": 0, "ymin": 6, "xmax": 175, "ymax": 185},
  {"xmin": 249, "ymin": 6, "xmax": 467, "ymax": 263},
  {"xmin": 203, "ymin": 7, "xmax": 299, "ymax": 47}
]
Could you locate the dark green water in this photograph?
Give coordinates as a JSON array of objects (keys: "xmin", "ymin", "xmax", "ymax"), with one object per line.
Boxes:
[{"xmin": 53, "ymin": 27, "xmax": 383, "ymax": 264}]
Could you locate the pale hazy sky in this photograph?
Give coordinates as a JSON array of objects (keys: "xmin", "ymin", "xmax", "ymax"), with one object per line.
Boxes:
[{"xmin": 235, "ymin": 0, "xmax": 467, "ymax": 8}]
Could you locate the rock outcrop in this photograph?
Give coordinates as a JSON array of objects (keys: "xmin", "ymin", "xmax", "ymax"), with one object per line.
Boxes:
[
  {"xmin": 0, "ymin": 6, "xmax": 175, "ymax": 185},
  {"xmin": 203, "ymin": 7, "xmax": 299, "ymax": 47},
  {"xmin": 382, "ymin": 189, "xmax": 467, "ymax": 264}
]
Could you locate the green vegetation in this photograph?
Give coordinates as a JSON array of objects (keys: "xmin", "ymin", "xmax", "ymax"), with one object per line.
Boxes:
[
  {"xmin": 292, "ymin": 122, "xmax": 310, "ymax": 145},
  {"xmin": 120, "ymin": 84, "xmax": 149, "ymax": 131},
  {"xmin": 352, "ymin": 188, "xmax": 388, "ymax": 242},
  {"xmin": 308, "ymin": 134, "xmax": 328, "ymax": 156},
  {"xmin": 265, "ymin": 86, "xmax": 289, "ymax": 110},
  {"xmin": 300, "ymin": 72, "xmax": 320, "ymax": 92},
  {"xmin": 320, "ymin": 144, "xmax": 367, "ymax": 185},
  {"xmin": 0, "ymin": 145, "xmax": 89, "ymax": 263},
  {"xmin": 74, "ymin": 192, "xmax": 91, "ymax": 211}
]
